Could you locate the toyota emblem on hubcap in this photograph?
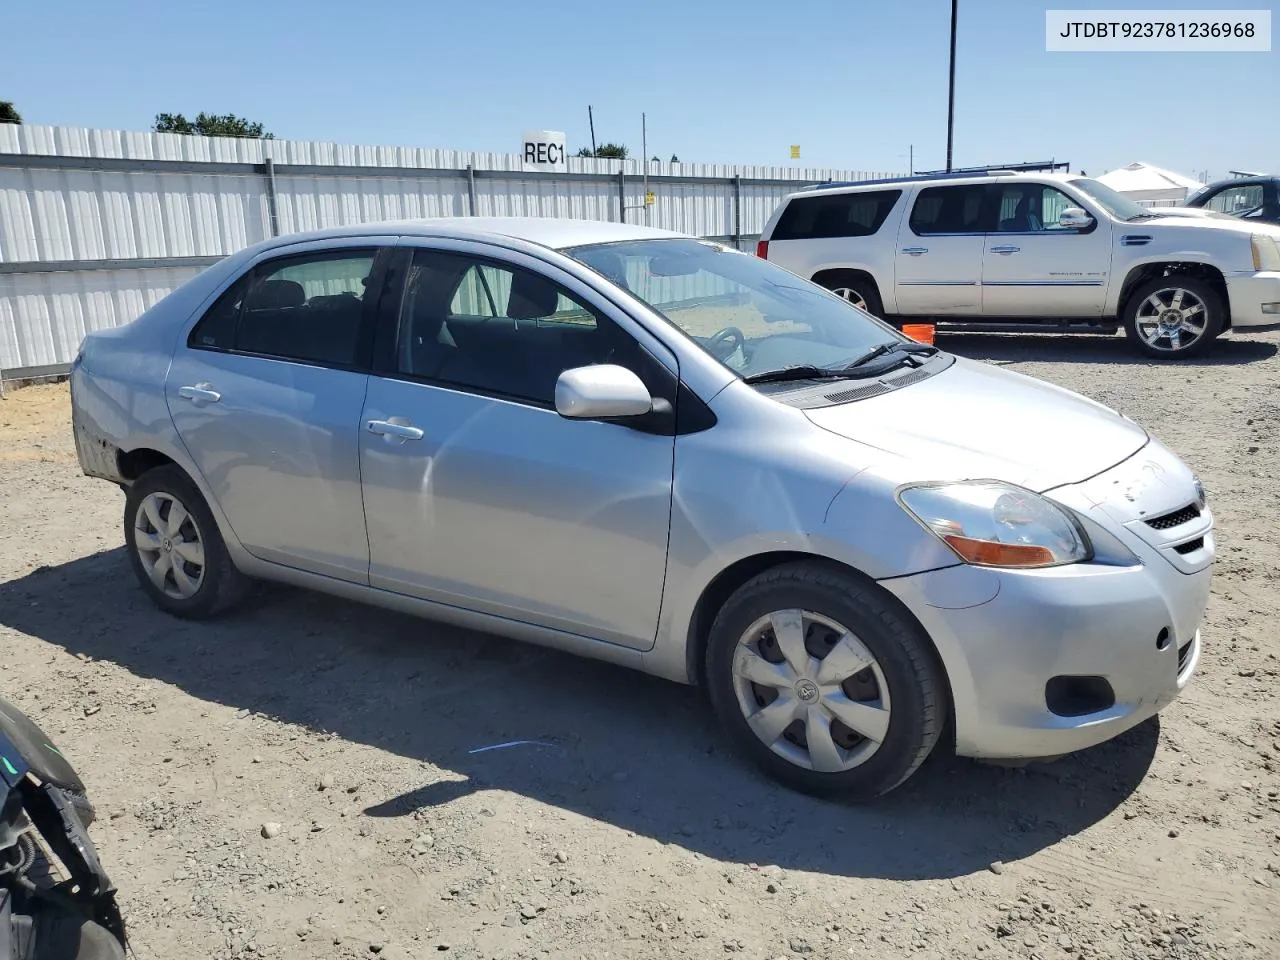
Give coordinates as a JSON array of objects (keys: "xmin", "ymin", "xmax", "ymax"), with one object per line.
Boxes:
[{"xmin": 795, "ymin": 679, "xmax": 819, "ymax": 703}]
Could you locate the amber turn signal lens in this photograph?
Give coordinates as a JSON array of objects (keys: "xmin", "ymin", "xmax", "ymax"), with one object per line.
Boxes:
[{"xmin": 942, "ymin": 534, "xmax": 1056, "ymax": 567}]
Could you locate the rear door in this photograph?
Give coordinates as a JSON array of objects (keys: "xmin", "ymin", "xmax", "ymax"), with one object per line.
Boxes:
[
  {"xmin": 980, "ymin": 181, "xmax": 1112, "ymax": 317},
  {"xmin": 166, "ymin": 239, "xmax": 394, "ymax": 582},
  {"xmin": 893, "ymin": 183, "xmax": 987, "ymax": 315}
]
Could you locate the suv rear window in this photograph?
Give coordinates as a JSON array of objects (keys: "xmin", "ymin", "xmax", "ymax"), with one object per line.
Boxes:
[
  {"xmin": 771, "ymin": 189, "xmax": 902, "ymax": 240},
  {"xmin": 908, "ymin": 184, "xmax": 987, "ymax": 235}
]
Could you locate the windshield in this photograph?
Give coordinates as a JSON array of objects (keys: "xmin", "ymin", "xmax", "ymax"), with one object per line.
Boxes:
[
  {"xmin": 1068, "ymin": 178, "xmax": 1153, "ymax": 221},
  {"xmin": 564, "ymin": 238, "xmax": 903, "ymax": 380}
]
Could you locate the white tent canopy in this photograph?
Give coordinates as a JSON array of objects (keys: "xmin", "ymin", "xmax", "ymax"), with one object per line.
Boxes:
[{"xmin": 1096, "ymin": 162, "xmax": 1205, "ymax": 203}]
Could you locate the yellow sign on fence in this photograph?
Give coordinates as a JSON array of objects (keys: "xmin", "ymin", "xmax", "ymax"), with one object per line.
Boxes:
[
  {"xmin": 645, "ymin": 191, "xmax": 655, "ymax": 205},
  {"xmin": 789, "ymin": 144, "xmax": 801, "ymax": 159}
]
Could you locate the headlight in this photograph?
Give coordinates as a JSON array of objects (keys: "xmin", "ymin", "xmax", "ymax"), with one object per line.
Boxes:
[
  {"xmin": 1252, "ymin": 234, "xmax": 1280, "ymax": 271},
  {"xmin": 898, "ymin": 481, "xmax": 1091, "ymax": 568},
  {"xmin": 1193, "ymin": 475, "xmax": 1207, "ymax": 510}
]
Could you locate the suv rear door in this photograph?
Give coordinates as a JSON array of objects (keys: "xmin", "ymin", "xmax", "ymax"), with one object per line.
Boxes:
[
  {"xmin": 980, "ymin": 181, "xmax": 1112, "ymax": 317},
  {"xmin": 894, "ymin": 183, "xmax": 986, "ymax": 315}
]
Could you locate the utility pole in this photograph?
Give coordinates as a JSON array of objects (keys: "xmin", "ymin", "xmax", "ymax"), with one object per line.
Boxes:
[
  {"xmin": 909, "ymin": 144, "xmax": 914, "ymax": 175},
  {"xmin": 642, "ymin": 112, "xmax": 649, "ymax": 225},
  {"xmin": 946, "ymin": 0, "xmax": 958, "ymax": 172},
  {"xmin": 588, "ymin": 105, "xmax": 597, "ymax": 156}
]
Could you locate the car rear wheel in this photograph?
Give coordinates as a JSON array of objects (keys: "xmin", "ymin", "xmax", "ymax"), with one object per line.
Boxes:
[
  {"xmin": 816, "ymin": 274, "xmax": 885, "ymax": 318},
  {"xmin": 1122, "ymin": 275, "xmax": 1223, "ymax": 359},
  {"xmin": 123, "ymin": 465, "xmax": 247, "ymax": 619},
  {"xmin": 705, "ymin": 561, "xmax": 947, "ymax": 799}
]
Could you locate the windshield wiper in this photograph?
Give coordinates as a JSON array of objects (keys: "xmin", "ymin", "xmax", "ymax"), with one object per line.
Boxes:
[
  {"xmin": 843, "ymin": 340, "xmax": 939, "ymax": 370},
  {"xmin": 741, "ymin": 364, "xmax": 851, "ymax": 385},
  {"xmin": 1125, "ymin": 213, "xmax": 1159, "ymax": 222}
]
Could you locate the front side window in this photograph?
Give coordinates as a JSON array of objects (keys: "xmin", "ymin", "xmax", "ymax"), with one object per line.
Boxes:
[
  {"xmin": 1205, "ymin": 184, "xmax": 1265, "ymax": 217},
  {"xmin": 567, "ymin": 238, "xmax": 900, "ymax": 380},
  {"xmin": 992, "ymin": 184, "xmax": 1082, "ymax": 232},
  {"xmin": 188, "ymin": 250, "xmax": 377, "ymax": 367},
  {"xmin": 771, "ymin": 190, "xmax": 902, "ymax": 240},
  {"xmin": 908, "ymin": 185, "xmax": 987, "ymax": 235},
  {"xmin": 396, "ymin": 250, "xmax": 618, "ymax": 405}
]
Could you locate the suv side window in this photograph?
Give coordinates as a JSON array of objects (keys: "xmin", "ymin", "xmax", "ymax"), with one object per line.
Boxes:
[
  {"xmin": 188, "ymin": 249, "xmax": 378, "ymax": 367},
  {"xmin": 771, "ymin": 190, "xmax": 902, "ymax": 240},
  {"xmin": 396, "ymin": 250, "xmax": 619, "ymax": 406},
  {"xmin": 992, "ymin": 183, "xmax": 1081, "ymax": 232},
  {"xmin": 909, "ymin": 185, "xmax": 987, "ymax": 235},
  {"xmin": 1204, "ymin": 184, "xmax": 1266, "ymax": 217}
]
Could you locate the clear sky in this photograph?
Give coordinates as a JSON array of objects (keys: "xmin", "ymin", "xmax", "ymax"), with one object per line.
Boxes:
[{"xmin": 4, "ymin": 0, "xmax": 1276, "ymax": 180}]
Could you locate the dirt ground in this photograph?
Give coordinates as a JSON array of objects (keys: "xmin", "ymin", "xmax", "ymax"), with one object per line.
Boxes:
[{"xmin": 1, "ymin": 330, "xmax": 1278, "ymax": 960}]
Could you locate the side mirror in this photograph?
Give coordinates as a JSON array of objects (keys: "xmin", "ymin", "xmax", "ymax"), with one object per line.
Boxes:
[
  {"xmin": 555, "ymin": 364, "xmax": 653, "ymax": 420},
  {"xmin": 1059, "ymin": 207, "xmax": 1095, "ymax": 229}
]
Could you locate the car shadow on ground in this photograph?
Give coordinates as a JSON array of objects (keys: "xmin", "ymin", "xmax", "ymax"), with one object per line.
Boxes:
[
  {"xmin": 0, "ymin": 549, "xmax": 1159, "ymax": 882},
  {"xmin": 937, "ymin": 330, "xmax": 1279, "ymax": 366}
]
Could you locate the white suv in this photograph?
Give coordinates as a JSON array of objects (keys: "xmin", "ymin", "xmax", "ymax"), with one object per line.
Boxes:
[{"xmin": 758, "ymin": 171, "xmax": 1280, "ymax": 358}]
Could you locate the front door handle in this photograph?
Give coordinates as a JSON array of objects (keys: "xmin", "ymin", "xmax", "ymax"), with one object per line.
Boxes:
[
  {"xmin": 178, "ymin": 384, "xmax": 221, "ymax": 403},
  {"xmin": 989, "ymin": 245, "xmax": 1021, "ymax": 255},
  {"xmin": 901, "ymin": 247, "xmax": 928, "ymax": 256},
  {"xmin": 367, "ymin": 419, "xmax": 425, "ymax": 442}
]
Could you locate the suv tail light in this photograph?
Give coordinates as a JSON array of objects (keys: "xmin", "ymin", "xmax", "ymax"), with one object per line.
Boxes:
[{"xmin": 755, "ymin": 240, "xmax": 769, "ymax": 259}]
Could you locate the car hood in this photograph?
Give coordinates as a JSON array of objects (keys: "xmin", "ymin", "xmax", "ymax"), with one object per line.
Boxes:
[{"xmin": 804, "ymin": 357, "xmax": 1149, "ymax": 491}]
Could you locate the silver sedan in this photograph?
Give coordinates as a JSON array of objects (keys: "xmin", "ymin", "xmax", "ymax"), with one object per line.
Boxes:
[{"xmin": 69, "ymin": 218, "xmax": 1214, "ymax": 798}]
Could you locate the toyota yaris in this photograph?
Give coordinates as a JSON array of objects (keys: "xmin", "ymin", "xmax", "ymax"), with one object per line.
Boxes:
[{"xmin": 70, "ymin": 218, "xmax": 1213, "ymax": 798}]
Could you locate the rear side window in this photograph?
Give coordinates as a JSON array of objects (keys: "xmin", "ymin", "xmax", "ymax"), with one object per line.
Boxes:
[
  {"xmin": 909, "ymin": 184, "xmax": 987, "ymax": 235},
  {"xmin": 771, "ymin": 190, "xmax": 902, "ymax": 240},
  {"xmin": 187, "ymin": 250, "xmax": 378, "ymax": 368},
  {"xmin": 1203, "ymin": 183, "xmax": 1266, "ymax": 216}
]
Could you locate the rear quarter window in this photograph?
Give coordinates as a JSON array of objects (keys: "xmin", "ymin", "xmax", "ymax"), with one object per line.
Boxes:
[{"xmin": 771, "ymin": 189, "xmax": 902, "ymax": 241}]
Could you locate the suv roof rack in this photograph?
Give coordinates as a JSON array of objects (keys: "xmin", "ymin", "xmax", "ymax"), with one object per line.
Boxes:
[{"xmin": 803, "ymin": 169, "xmax": 1019, "ymax": 191}]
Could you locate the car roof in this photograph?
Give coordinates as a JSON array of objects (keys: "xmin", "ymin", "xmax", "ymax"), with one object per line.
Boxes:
[
  {"xmin": 252, "ymin": 217, "xmax": 683, "ymax": 254},
  {"xmin": 1197, "ymin": 175, "xmax": 1277, "ymax": 189},
  {"xmin": 786, "ymin": 170, "xmax": 1080, "ymax": 200}
]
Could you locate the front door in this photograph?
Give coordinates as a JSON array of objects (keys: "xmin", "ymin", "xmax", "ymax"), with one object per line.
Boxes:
[
  {"xmin": 980, "ymin": 182, "xmax": 1112, "ymax": 317},
  {"xmin": 893, "ymin": 183, "xmax": 987, "ymax": 315},
  {"xmin": 166, "ymin": 242, "xmax": 391, "ymax": 582},
  {"xmin": 358, "ymin": 244, "xmax": 676, "ymax": 650}
]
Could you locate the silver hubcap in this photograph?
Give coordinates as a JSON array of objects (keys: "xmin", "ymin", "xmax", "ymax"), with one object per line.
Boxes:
[
  {"xmin": 731, "ymin": 609, "xmax": 891, "ymax": 773},
  {"xmin": 1135, "ymin": 287, "xmax": 1208, "ymax": 352},
  {"xmin": 832, "ymin": 287, "xmax": 870, "ymax": 312},
  {"xmin": 134, "ymin": 492, "xmax": 205, "ymax": 599}
]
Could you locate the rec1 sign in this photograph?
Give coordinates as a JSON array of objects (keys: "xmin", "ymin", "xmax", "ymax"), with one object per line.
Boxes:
[{"xmin": 522, "ymin": 130, "xmax": 567, "ymax": 171}]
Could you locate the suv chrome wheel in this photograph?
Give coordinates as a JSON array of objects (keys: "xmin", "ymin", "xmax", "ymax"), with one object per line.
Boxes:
[
  {"xmin": 731, "ymin": 609, "xmax": 891, "ymax": 773},
  {"xmin": 831, "ymin": 287, "xmax": 870, "ymax": 312},
  {"xmin": 1134, "ymin": 286, "xmax": 1209, "ymax": 352}
]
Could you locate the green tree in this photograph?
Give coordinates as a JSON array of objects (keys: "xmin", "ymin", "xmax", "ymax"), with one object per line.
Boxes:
[
  {"xmin": 154, "ymin": 112, "xmax": 274, "ymax": 139},
  {"xmin": 575, "ymin": 143, "xmax": 629, "ymax": 159},
  {"xmin": 670, "ymin": 154, "xmax": 680, "ymax": 163},
  {"xmin": 0, "ymin": 101, "xmax": 21, "ymax": 124}
]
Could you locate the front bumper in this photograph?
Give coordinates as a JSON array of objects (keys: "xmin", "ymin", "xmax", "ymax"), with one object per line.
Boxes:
[
  {"xmin": 881, "ymin": 441, "xmax": 1213, "ymax": 760},
  {"xmin": 1225, "ymin": 270, "xmax": 1280, "ymax": 329}
]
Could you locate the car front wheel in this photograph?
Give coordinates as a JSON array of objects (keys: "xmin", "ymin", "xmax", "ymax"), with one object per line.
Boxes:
[
  {"xmin": 705, "ymin": 561, "xmax": 947, "ymax": 799},
  {"xmin": 123, "ymin": 464, "xmax": 247, "ymax": 618},
  {"xmin": 1122, "ymin": 275, "xmax": 1224, "ymax": 358}
]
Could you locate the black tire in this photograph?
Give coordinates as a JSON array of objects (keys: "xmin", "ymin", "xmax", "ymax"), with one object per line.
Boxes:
[
  {"xmin": 705, "ymin": 561, "xmax": 947, "ymax": 800},
  {"xmin": 1122, "ymin": 274, "xmax": 1223, "ymax": 359},
  {"xmin": 122, "ymin": 465, "xmax": 247, "ymax": 619},
  {"xmin": 816, "ymin": 273, "xmax": 885, "ymax": 318}
]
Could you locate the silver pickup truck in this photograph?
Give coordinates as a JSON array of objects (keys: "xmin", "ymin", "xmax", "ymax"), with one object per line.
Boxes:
[{"xmin": 758, "ymin": 170, "xmax": 1280, "ymax": 358}]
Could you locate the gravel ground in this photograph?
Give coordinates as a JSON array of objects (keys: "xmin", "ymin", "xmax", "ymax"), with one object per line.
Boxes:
[{"xmin": 1, "ymin": 329, "xmax": 1278, "ymax": 960}]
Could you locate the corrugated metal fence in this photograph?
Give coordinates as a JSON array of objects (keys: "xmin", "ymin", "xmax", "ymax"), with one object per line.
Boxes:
[{"xmin": 0, "ymin": 125, "xmax": 896, "ymax": 378}]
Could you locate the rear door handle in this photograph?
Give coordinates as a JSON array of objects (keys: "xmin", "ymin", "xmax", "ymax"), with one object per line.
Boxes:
[
  {"xmin": 901, "ymin": 247, "xmax": 928, "ymax": 256},
  {"xmin": 178, "ymin": 384, "xmax": 221, "ymax": 403},
  {"xmin": 989, "ymin": 245, "xmax": 1021, "ymax": 255},
  {"xmin": 367, "ymin": 419, "xmax": 424, "ymax": 442}
]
